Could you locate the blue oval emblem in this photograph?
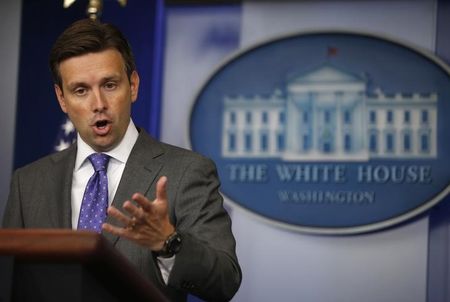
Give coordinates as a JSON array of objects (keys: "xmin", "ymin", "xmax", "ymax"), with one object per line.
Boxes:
[{"xmin": 189, "ymin": 31, "xmax": 450, "ymax": 234}]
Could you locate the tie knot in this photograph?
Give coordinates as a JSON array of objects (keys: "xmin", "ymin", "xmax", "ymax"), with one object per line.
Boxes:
[{"xmin": 88, "ymin": 153, "xmax": 110, "ymax": 172}]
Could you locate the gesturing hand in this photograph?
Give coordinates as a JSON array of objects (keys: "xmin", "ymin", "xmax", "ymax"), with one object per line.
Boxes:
[{"xmin": 102, "ymin": 176, "xmax": 175, "ymax": 251}]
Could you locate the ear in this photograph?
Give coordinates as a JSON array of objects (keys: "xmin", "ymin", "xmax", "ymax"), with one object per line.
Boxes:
[
  {"xmin": 54, "ymin": 84, "xmax": 68, "ymax": 113},
  {"xmin": 130, "ymin": 71, "xmax": 140, "ymax": 103}
]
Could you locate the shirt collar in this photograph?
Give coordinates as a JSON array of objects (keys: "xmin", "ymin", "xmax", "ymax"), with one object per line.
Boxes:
[{"xmin": 74, "ymin": 119, "xmax": 139, "ymax": 171}]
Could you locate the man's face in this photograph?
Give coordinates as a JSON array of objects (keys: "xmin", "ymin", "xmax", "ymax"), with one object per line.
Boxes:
[{"xmin": 54, "ymin": 48, "xmax": 139, "ymax": 152}]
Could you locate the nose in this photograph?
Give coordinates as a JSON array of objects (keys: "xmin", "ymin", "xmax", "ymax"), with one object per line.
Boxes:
[{"xmin": 92, "ymin": 88, "xmax": 107, "ymax": 112}]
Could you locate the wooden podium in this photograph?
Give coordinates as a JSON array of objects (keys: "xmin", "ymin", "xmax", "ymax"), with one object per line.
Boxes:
[{"xmin": 0, "ymin": 229, "xmax": 168, "ymax": 302}]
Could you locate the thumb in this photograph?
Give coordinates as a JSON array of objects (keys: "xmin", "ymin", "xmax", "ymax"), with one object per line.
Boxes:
[{"xmin": 156, "ymin": 176, "xmax": 168, "ymax": 203}]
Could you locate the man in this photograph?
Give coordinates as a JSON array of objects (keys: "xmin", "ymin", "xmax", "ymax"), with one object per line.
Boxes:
[{"xmin": 3, "ymin": 19, "xmax": 241, "ymax": 301}]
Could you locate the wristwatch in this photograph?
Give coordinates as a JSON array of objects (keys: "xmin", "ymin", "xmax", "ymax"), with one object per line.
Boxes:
[{"xmin": 157, "ymin": 231, "xmax": 182, "ymax": 258}]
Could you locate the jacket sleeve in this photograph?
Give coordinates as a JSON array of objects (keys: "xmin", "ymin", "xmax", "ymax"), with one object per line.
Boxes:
[
  {"xmin": 2, "ymin": 169, "xmax": 25, "ymax": 228},
  {"xmin": 167, "ymin": 157, "xmax": 242, "ymax": 301}
]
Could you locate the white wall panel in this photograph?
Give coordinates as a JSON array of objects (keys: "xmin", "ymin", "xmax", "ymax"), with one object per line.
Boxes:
[{"xmin": 162, "ymin": 1, "xmax": 436, "ymax": 301}]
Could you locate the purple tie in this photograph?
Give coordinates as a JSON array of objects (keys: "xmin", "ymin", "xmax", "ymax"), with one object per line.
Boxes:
[{"xmin": 77, "ymin": 153, "xmax": 110, "ymax": 233}]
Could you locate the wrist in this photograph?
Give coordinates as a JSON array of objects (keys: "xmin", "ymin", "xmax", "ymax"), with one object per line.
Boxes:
[{"xmin": 156, "ymin": 231, "xmax": 182, "ymax": 258}]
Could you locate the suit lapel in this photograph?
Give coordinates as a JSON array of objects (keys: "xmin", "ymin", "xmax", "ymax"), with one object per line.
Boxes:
[
  {"xmin": 48, "ymin": 144, "xmax": 76, "ymax": 229},
  {"xmin": 103, "ymin": 130, "xmax": 164, "ymax": 245}
]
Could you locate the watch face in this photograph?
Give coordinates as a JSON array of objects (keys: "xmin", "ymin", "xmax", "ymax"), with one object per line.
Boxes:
[{"xmin": 168, "ymin": 233, "xmax": 182, "ymax": 254}]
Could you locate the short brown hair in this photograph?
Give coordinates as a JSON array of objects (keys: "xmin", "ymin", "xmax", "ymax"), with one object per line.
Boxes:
[{"xmin": 49, "ymin": 19, "xmax": 136, "ymax": 88}]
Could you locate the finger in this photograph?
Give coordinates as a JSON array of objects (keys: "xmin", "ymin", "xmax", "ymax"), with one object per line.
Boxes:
[
  {"xmin": 131, "ymin": 193, "xmax": 153, "ymax": 212},
  {"xmin": 102, "ymin": 222, "xmax": 133, "ymax": 237},
  {"xmin": 129, "ymin": 176, "xmax": 168, "ymax": 212},
  {"xmin": 107, "ymin": 206, "xmax": 133, "ymax": 226},
  {"xmin": 156, "ymin": 176, "xmax": 168, "ymax": 203},
  {"xmin": 102, "ymin": 222, "xmax": 158, "ymax": 250},
  {"xmin": 122, "ymin": 200, "xmax": 145, "ymax": 219}
]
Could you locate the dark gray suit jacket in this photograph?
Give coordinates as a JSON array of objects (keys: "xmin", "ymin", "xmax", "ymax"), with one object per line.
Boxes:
[{"xmin": 3, "ymin": 128, "xmax": 242, "ymax": 301}]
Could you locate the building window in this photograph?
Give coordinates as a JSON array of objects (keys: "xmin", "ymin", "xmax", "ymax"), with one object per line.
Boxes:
[
  {"xmin": 303, "ymin": 111, "xmax": 309, "ymax": 123},
  {"xmin": 323, "ymin": 140, "xmax": 332, "ymax": 153},
  {"xmin": 344, "ymin": 134, "xmax": 352, "ymax": 151},
  {"xmin": 246, "ymin": 112, "xmax": 252, "ymax": 125},
  {"xmin": 420, "ymin": 133, "xmax": 430, "ymax": 153},
  {"xmin": 277, "ymin": 133, "xmax": 285, "ymax": 151},
  {"xmin": 403, "ymin": 132, "xmax": 411, "ymax": 152},
  {"xmin": 245, "ymin": 133, "xmax": 252, "ymax": 152},
  {"xmin": 404, "ymin": 111, "xmax": 410, "ymax": 124},
  {"xmin": 262, "ymin": 111, "xmax": 268, "ymax": 124},
  {"xmin": 228, "ymin": 133, "xmax": 236, "ymax": 152},
  {"xmin": 303, "ymin": 134, "xmax": 310, "ymax": 150},
  {"xmin": 344, "ymin": 110, "xmax": 351, "ymax": 124},
  {"xmin": 279, "ymin": 111, "xmax": 285, "ymax": 124},
  {"xmin": 260, "ymin": 133, "xmax": 268, "ymax": 152},
  {"xmin": 369, "ymin": 131, "xmax": 378, "ymax": 152},
  {"xmin": 369, "ymin": 111, "xmax": 376, "ymax": 124},
  {"xmin": 387, "ymin": 110, "xmax": 394, "ymax": 124},
  {"xmin": 229, "ymin": 111, "xmax": 236, "ymax": 125},
  {"xmin": 324, "ymin": 110, "xmax": 331, "ymax": 124},
  {"xmin": 421, "ymin": 110, "xmax": 429, "ymax": 124},
  {"xmin": 386, "ymin": 133, "xmax": 395, "ymax": 153}
]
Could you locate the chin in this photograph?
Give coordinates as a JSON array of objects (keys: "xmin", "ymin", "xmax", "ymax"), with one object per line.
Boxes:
[{"xmin": 90, "ymin": 140, "xmax": 114, "ymax": 152}]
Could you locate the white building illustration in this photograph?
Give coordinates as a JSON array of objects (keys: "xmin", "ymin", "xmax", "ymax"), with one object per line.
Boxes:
[{"xmin": 222, "ymin": 65, "xmax": 437, "ymax": 161}]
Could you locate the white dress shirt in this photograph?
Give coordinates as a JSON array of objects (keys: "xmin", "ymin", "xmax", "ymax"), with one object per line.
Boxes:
[
  {"xmin": 70, "ymin": 119, "xmax": 174, "ymax": 283},
  {"xmin": 71, "ymin": 119, "xmax": 139, "ymax": 228}
]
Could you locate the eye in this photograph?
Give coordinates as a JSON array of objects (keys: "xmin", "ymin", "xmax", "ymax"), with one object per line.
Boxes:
[
  {"xmin": 104, "ymin": 82, "xmax": 117, "ymax": 90},
  {"xmin": 74, "ymin": 87, "xmax": 87, "ymax": 96}
]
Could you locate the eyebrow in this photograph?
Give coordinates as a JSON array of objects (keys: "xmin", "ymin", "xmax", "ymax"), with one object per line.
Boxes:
[
  {"xmin": 66, "ymin": 81, "xmax": 88, "ymax": 91},
  {"xmin": 101, "ymin": 75, "xmax": 121, "ymax": 83},
  {"xmin": 65, "ymin": 75, "xmax": 122, "ymax": 90}
]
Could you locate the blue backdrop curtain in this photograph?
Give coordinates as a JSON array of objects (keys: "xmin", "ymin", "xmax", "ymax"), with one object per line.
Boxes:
[
  {"xmin": 427, "ymin": 1, "xmax": 450, "ymax": 301},
  {"xmin": 14, "ymin": 0, "xmax": 164, "ymax": 169}
]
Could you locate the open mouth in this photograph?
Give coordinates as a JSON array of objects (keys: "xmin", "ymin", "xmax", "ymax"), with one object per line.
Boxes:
[
  {"xmin": 92, "ymin": 119, "xmax": 111, "ymax": 136},
  {"xmin": 95, "ymin": 120, "xmax": 108, "ymax": 128}
]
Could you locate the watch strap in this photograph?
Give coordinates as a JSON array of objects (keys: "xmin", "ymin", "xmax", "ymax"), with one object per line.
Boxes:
[{"xmin": 157, "ymin": 231, "xmax": 182, "ymax": 258}]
